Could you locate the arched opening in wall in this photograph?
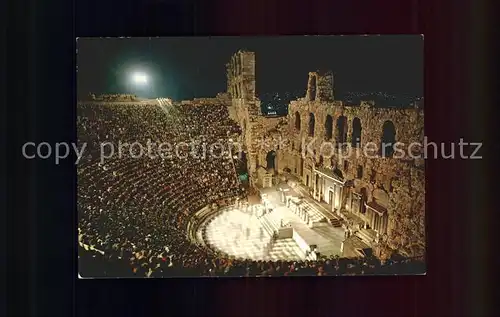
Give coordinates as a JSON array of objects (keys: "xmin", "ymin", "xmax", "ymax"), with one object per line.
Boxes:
[
  {"xmin": 300, "ymin": 157, "xmax": 304, "ymax": 177},
  {"xmin": 295, "ymin": 112, "xmax": 301, "ymax": 130},
  {"xmin": 370, "ymin": 169, "xmax": 376, "ymax": 183},
  {"xmin": 266, "ymin": 150, "xmax": 276, "ymax": 171},
  {"xmin": 235, "ymin": 151, "xmax": 249, "ymax": 186},
  {"xmin": 330, "ymin": 156, "xmax": 337, "ymax": 169},
  {"xmin": 381, "ymin": 120, "xmax": 396, "ymax": 157},
  {"xmin": 336, "ymin": 116, "xmax": 348, "ymax": 145},
  {"xmin": 325, "ymin": 115, "xmax": 333, "ymax": 140},
  {"xmin": 308, "ymin": 113, "xmax": 315, "ymax": 137},
  {"xmin": 357, "ymin": 165, "xmax": 363, "ymax": 179},
  {"xmin": 351, "ymin": 117, "xmax": 362, "ymax": 147}
]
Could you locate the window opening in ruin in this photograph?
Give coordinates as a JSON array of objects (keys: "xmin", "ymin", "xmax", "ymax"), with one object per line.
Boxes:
[
  {"xmin": 370, "ymin": 169, "xmax": 376, "ymax": 183},
  {"xmin": 266, "ymin": 151, "xmax": 276, "ymax": 170},
  {"xmin": 308, "ymin": 113, "xmax": 315, "ymax": 137},
  {"xmin": 325, "ymin": 115, "xmax": 333, "ymax": 140},
  {"xmin": 295, "ymin": 112, "xmax": 301, "ymax": 130},
  {"xmin": 357, "ymin": 165, "xmax": 363, "ymax": 179},
  {"xmin": 336, "ymin": 115, "xmax": 348, "ymax": 145},
  {"xmin": 351, "ymin": 117, "xmax": 362, "ymax": 147},
  {"xmin": 381, "ymin": 120, "xmax": 396, "ymax": 157}
]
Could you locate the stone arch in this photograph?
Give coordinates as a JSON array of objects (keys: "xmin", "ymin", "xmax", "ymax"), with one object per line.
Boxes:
[
  {"xmin": 351, "ymin": 117, "xmax": 362, "ymax": 147},
  {"xmin": 330, "ymin": 156, "xmax": 337, "ymax": 169},
  {"xmin": 235, "ymin": 151, "xmax": 249, "ymax": 175},
  {"xmin": 357, "ymin": 165, "xmax": 363, "ymax": 179},
  {"xmin": 381, "ymin": 120, "xmax": 396, "ymax": 157},
  {"xmin": 343, "ymin": 160, "xmax": 349, "ymax": 172},
  {"xmin": 266, "ymin": 150, "xmax": 276, "ymax": 171},
  {"xmin": 324, "ymin": 114, "xmax": 333, "ymax": 140},
  {"xmin": 295, "ymin": 111, "xmax": 301, "ymax": 130},
  {"xmin": 336, "ymin": 115, "xmax": 348, "ymax": 144},
  {"xmin": 308, "ymin": 113, "xmax": 315, "ymax": 137}
]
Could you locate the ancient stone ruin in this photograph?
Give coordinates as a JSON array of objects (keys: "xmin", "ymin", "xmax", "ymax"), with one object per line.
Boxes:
[
  {"xmin": 225, "ymin": 50, "xmax": 425, "ymax": 259},
  {"xmin": 79, "ymin": 49, "xmax": 425, "ymax": 261}
]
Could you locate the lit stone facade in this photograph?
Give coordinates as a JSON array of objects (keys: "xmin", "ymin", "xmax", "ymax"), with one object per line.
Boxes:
[{"xmin": 226, "ymin": 50, "xmax": 425, "ymax": 258}]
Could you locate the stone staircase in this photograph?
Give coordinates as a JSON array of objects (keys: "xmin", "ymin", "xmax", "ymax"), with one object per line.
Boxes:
[
  {"xmin": 355, "ymin": 228, "xmax": 378, "ymax": 245},
  {"xmin": 259, "ymin": 211, "xmax": 281, "ymax": 237},
  {"xmin": 328, "ymin": 217, "xmax": 342, "ymax": 227},
  {"xmin": 267, "ymin": 238, "xmax": 307, "ymax": 261}
]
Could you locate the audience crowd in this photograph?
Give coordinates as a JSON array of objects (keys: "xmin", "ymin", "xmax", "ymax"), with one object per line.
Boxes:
[{"xmin": 77, "ymin": 102, "xmax": 425, "ymax": 277}]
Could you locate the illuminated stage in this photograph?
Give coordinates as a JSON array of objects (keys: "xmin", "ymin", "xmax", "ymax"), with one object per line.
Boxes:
[
  {"xmin": 202, "ymin": 185, "xmax": 346, "ymax": 261},
  {"xmin": 204, "ymin": 206, "xmax": 307, "ymax": 261}
]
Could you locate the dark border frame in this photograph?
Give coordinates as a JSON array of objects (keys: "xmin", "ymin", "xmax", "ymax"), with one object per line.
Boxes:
[{"xmin": 5, "ymin": 0, "xmax": 493, "ymax": 316}]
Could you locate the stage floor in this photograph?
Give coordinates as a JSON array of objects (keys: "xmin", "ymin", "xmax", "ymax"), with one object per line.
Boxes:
[
  {"xmin": 205, "ymin": 207, "xmax": 306, "ymax": 261},
  {"xmin": 260, "ymin": 188, "xmax": 345, "ymax": 257},
  {"xmin": 203, "ymin": 187, "xmax": 346, "ymax": 260}
]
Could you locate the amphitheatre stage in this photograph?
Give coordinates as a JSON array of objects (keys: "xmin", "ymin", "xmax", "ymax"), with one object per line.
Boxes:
[{"xmin": 197, "ymin": 182, "xmax": 346, "ymax": 262}]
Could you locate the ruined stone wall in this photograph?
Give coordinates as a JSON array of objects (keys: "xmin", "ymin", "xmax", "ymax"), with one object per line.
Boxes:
[
  {"xmin": 226, "ymin": 50, "xmax": 256, "ymax": 102},
  {"xmin": 284, "ymin": 99, "xmax": 425, "ymax": 257},
  {"xmin": 223, "ymin": 51, "xmax": 424, "ymax": 257},
  {"xmin": 225, "ymin": 51, "xmax": 263, "ymax": 186},
  {"xmin": 306, "ymin": 71, "xmax": 334, "ymax": 102}
]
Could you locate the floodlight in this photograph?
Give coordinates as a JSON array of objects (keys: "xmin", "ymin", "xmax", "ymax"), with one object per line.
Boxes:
[{"xmin": 132, "ymin": 73, "xmax": 148, "ymax": 85}]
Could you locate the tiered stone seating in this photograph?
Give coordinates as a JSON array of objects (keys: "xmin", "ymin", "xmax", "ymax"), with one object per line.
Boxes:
[{"xmin": 77, "ymin": 102, "xmax": 425, "ymax": 277}]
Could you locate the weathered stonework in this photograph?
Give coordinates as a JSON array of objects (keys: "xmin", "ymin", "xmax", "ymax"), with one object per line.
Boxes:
[{"xmin": 225, "ymin": 51, "xmax": 425, "ymax": 259}]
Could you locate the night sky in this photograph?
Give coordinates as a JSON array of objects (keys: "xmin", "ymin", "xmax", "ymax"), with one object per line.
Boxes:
[{"xmin": 77, "ymin": 36, "xmax": 423, "ymax": 101}]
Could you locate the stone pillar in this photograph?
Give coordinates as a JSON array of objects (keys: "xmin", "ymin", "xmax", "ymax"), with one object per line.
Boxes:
[
  {"xmin": 339, "ymin": 186, "xmax": 344, "ymax": 211},
  {"xmin": 313, "ymin": 173, "xmax": 317, "ymax": 198},
  {"xmin": 318, "ymin": 176, "xmax": 322, "ymax": 201},
  {"xmin": 331, "ymin": 185, "xmax": 336, "ymax": 214}
]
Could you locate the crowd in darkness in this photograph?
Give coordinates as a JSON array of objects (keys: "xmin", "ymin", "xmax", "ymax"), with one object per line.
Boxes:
[{"xmin": 77, "ymin": 102, "xmax": 425, "ymax": 277}]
